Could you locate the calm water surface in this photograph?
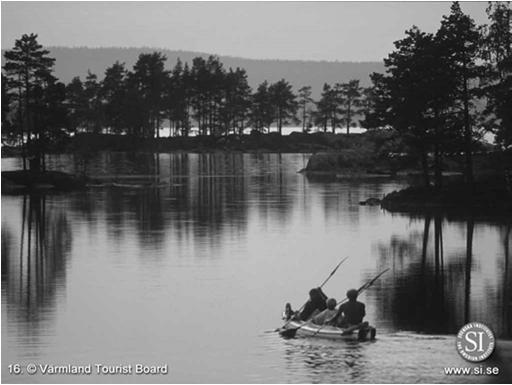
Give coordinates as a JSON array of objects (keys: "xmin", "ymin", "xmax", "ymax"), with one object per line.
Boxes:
[{"xmin": 2, "ymin": 153, "xmax": 511, "ymax": 383}]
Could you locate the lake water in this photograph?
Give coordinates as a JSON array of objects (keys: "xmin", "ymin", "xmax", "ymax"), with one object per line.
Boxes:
[{"xmin": 2, "ymin": 152, "xmax": 511, "ymax": 383}]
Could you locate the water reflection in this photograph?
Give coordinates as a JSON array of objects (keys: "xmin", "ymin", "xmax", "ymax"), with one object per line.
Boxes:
[
  {"xmin": 1, "ymin": 153, "xmax": 510, "ymax": 383},
  {"xmin": 0, "ymin": 152, "xmax": 302, "ymax": 260},
  {"xmin": 375, "ymin": 214, "xmax": 511, "ymax": 338},
  {"xmin": 499, "ymin": 225, "xmax": 511, "ymax": 337},
  {"xmin": 2, "ymin": 194, "xmax": 72, "ymax": 343}
]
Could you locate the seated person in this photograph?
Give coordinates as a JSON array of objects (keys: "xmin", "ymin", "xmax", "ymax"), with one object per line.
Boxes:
[
  {"xmin": 298, "ymin": 287, "xmax": 328, "ymax": 321},
  {"xmin": 329, "ymin": 288, "xmax": 365, "ymax": 327},
  {"xmin": 283, "ymin": 303, "xmax": 294, "ymax": 320},
  {"xmin": 312, "ymin": 298, "xmax": 338, "ymax": 325}
]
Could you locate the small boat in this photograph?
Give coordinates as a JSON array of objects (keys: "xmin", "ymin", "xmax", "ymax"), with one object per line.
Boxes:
[{"xmin": 281, "ymin": 320, "xmax": 376, "ymax": 341}]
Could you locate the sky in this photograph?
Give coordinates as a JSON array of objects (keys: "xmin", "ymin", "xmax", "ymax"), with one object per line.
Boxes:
[{"xmin": 1, "ymin": 1, "xmax": 490, "ymax": 62}]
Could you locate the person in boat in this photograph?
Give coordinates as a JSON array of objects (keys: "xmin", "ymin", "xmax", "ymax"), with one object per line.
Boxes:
[
  {"xmin": 328, "ymin": 288, "xmax": 365, "ymax": 327},
  {"xmin": 298, "ymin": 287, "xmax": 328, "ymax": 321},
  {"xmin": 283, "ymin": 303, "xmax": 294, "ymax": 320},
  {"xmin": 312, "ymin": 298, "xmax": 338, "ymax": 325}
]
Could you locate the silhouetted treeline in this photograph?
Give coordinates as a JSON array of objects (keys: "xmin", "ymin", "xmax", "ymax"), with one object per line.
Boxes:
[
  {"xmin": 2, "ymin": 35, "xmax": 369, "ymax": 166},
  {"xmin": 2, "ymin": 2, "xmax": 511, "ymax": 186}
]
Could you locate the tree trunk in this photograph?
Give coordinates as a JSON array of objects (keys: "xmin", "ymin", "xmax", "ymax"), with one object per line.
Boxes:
[
  {"xmin": 433, "ymin": 113, "xmax": 442, "ymax": 188},
  {"xmin": 302, "ymin": 103, "xmax": 306, "ymax": 133},
  {"xmin": 156, "ymin": 115, "xmax": 160, "ymax": 139},
  {"xmin": 278, "ymin": 109, "xmax": 282, "ymax": 135},
  {"xmin": 434, "ymin": 143, "xmax": 443, "ymax": 189},
  {"xmin": 421, "ymin": 146, "xmax": 430, "ymax": 187},
  {"xmin": 463, "ymin": 76, "xmax": 474, "ymax": 188},
  {"xmin": 25, "ymin": 69, "xmax": 31, "ymax": 171},
  {"xmin": 18, "ymin": 76, "xmax": 27, "ymax": 171},
  {"xmin": 346, "ymin": 103, "xmax": 351, "ymax": 135}
]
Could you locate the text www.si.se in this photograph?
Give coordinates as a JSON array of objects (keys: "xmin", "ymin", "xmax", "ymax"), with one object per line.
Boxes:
[{"xmin": 444, "ymin": 366, "xmax": 500, "ymax": 376}]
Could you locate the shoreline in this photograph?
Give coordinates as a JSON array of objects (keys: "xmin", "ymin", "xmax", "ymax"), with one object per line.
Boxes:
[
  {"xmin": 380, "ymin": 182, "xmax": 512, "ymax": 217},
  {"xmin": 1, "ymin": 131, "xmax": 385, "ymax": 157}
]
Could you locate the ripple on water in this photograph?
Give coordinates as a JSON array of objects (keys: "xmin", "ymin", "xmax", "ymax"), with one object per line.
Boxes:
[{"xmin": 253, "ymin": 331, "xmax": 486, "ymax": 383}]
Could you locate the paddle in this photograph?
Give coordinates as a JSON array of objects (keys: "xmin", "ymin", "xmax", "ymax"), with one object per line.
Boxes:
[
  {"xmin": 341, "ymin": 321, "xmax": 368, "ymax": 335},
  {"xmin": 311, "ymin": 268, "xmax": 390, "ymax": 337},
  {"xmin": 277, "ymin": 256, "xmax": 349, "ymax": 338},
  {"xmin": 318, "ymin": 256, "xmax": 349, "ymax": 289}
]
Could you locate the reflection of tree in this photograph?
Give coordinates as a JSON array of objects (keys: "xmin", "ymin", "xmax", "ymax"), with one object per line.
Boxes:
[
  {"xmin": 464, "ymin": 219, "xmax": 474, "ymax": 323},
  {"xmin": 62, "ymin": 153, "xmax": 300, "ymax": 252},
  {"xmin": 163, "ymin": 153, "xmax": 296, "ymax": 246},
  {"xmin": 499, "ymin": 225, "xmax": 511, "ymax": 337},
  {"xmin": 375, "ymin": 219, "xmax": 453, "ymax": 333},
  {"xmin": 376, "ymin": 215, "xmax": 511, "ymax": 338},
  {"xmin": 381, "ymin": 215, "xmax": 453, "ymax": 332},
  {"xmin": 251, "ymin": 153, "xmax": 295, "ymax": 226},
  {"xmin": 1, "ymin": 227, "xmax": 13, "ymax": 282},
  {"xmin": 2, "ymin": 194, "xmax": 72, "ymax": 331},
  {"xmin": 166, "ymin": 153, "xmax": 248, "ymax": 247},
  {"xmin": 132, "ymin": 188, "xmax": 166, "ymax": 248},
  {"xmin": 37, "ymin": 152, "xmax": 299, "ymax": 253}
]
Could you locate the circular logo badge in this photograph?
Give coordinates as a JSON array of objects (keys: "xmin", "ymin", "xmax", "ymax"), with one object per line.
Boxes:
[{"xmin": 456, "ymin": 322, "xmax": 495, "ymax": 362}]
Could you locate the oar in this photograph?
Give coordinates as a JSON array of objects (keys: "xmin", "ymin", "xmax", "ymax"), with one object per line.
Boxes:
[
  {"xmin": 278, "ymin": 256, "xmax": 349, "ymax": 338},
  {"xmin": 318, "ymin": 256, "xmax": 349, "ymax": 289},
  {"xmin": 311, "ymin": 268, "xmax": 390, "ymax": 337}
]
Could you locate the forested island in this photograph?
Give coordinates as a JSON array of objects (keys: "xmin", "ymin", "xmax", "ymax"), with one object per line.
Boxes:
[{"xmin": 2, "ymin": 2, "xmax": 511, "ymax": 212}]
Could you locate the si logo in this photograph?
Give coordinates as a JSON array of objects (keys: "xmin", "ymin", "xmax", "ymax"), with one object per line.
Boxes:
[{"xmin": 456, "ymin": 322, "xmax": 495, "ymax": 362}]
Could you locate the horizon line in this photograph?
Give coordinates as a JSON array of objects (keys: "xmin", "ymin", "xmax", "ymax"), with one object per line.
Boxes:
[{"xmin": 38, "ymin": 45, "xmax": 385, "ymax": 64}]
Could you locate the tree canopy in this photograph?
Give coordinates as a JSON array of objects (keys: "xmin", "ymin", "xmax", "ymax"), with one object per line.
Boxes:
[{"xmin": 2, "ymin": 2, "xmax": 511, "ymax": 180}]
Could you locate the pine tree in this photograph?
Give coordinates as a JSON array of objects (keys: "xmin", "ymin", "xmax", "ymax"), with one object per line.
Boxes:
[
  {"xmin": 250, "ymin": 81, "xmax": 274, "ymax": 132},
  {"xmin": 220, "ymin": 67, "xmax": 252, "ymax": 135},
  {"xmin": 371, "ymin": 27, "xmax": 456, "ymax": 187},
  {"xmin": 83, "ymin": 71, "xmax": 104, "ymax": 133},
  {"xmin": 481, "ymin": 1, "xmax": 512, "ymax": 147},
  {"xmin": 33, "ymin": 78, "xmax": 68, "ymax": 169},
  {"xmin": 297, "ymin": 86, "xmax": 313, "ymax": 133},
  {"xmin": 190, "ymin": 57, "xmax": 209, "ymax": 135},
  {"xmin": 2, "ymin": 73, "xmax": 16, "ymax": 145},
  {"xmin": 166, "ymin": 59, "xmax": 184, "ymax": 136},
  {"xmin": 359, "ymin": 75, "xmax": 390, "ymax": 130},
  {"xmin": 314, "ymin": 83, "xmax": 339, "ymax": 133},
  {"xmin": 437, "ymin": 1, "xmax": 482, "ymax": 186},
  {"xmin": 130, "ymin": 52, "xmax": 168, "ymax": 138},
  {"xmin": 339, "ymin": 80, "xmax": 363, "ymax": 134},
  {"xmin": 268, "ymin": 79, "xmax": 298, "ymax": 135},
  {"xmin": 66, "ymin": 76, "xmax": 87, "ymax": 133},
  {"xmin": 3, "ymin": 33, "xmax": 56, "ymax": 170},
  {"xmin": 101, "ymin": 61, "xmax": 128, "ymax": 134}
]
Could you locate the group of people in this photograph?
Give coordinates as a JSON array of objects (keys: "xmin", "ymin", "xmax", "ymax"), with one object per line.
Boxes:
[{"xmin": 284, "ymin": 287, "xmax": 366, "ymax": 328}]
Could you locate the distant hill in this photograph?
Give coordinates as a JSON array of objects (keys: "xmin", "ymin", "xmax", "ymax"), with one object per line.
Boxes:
[{"xmin": 2, "ymin": 47, "xmax": 385, "ymax": 98}]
